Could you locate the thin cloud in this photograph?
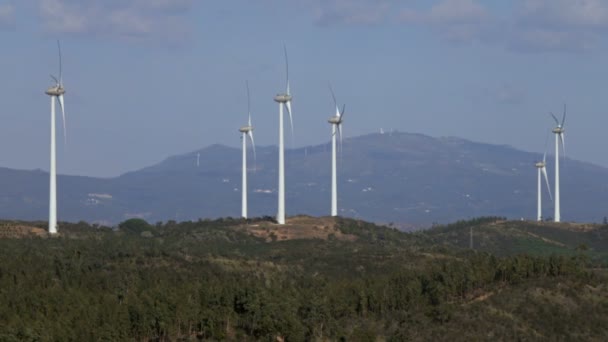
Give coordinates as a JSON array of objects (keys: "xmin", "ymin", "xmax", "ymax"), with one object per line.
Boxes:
[
  {"xmin": 509, "ymin": 0, "xmax": 608, "ymax": 52},
  {"xmin": 311, "ymin": 0, "xmax": 393, "ymax": 26},
  {"xmin": 426, "ymin": 0, "xmax": 488, "ymax": 25},
  {"xmin": 495, "ymin": 84, "xmax": 527, "ymax": 105},
  {"xmin": 399, "ymin": 0, "xmax": 492, "ymax": 44},
  {"xmin": 517, "ymin": 0, "xmax": 608, "ymax": 29},
  {"xmin": 0, "ymin": 3, "xmax": 15, "ymax": 29},
  {"xmin": 508, "ymin": 28, "xmax": 595, "ymax": 53},
  {"xmin": 309, "ymin": 0, "xmax": 608, "ymax": 52},
  {"xmin": 37, "ymin": 0, "xmax": 194, "ymax": 44}
]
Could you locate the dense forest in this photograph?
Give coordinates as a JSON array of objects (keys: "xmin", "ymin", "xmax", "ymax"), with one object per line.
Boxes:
[{"xmin": 0, "ymin": 217, "xmax": 607, "ymax": 341}]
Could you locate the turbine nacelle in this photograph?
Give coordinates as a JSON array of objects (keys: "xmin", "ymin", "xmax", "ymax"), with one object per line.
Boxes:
[
  {"xmin": 535, "ymin": 161, "xmax": 546, "ymax": 168},
  {"xmin": 45, "ymin": 85, "xmax": 65, "ymax": 97},
  {"xmin": 328, "ymin": 116, "xmax": 341, "ymax": 124},
  {"xmin": 274, "ymin": 93, "xmax": 292, "ymax": 103},
  {"xmin": 552, "ymin": 127, "xmax": 564, "ymax": 134},
  {"xmin": 239, "ymin": 125, "xmax": 253, "ymax": 133}
]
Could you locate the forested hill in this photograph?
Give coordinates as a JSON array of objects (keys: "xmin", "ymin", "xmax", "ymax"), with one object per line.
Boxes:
[
  {"xmin": 424, "ymin": 217, "xmax": 608, "ymax": 261},
  {"xmin": 3, "ymin": 132, "xmax": 608, "ymax": 226},
  {"xmin": 1, "ymin": 216, "xmax": 607, "ymax": 340}
]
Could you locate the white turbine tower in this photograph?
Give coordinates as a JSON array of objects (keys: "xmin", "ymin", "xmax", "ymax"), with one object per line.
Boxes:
[
  {"xmin": 273, "ymin": 47, "xmax": 294, "ymax": 225},
  {"xmin": 239, "ymin": 81, "xmax": 256, "ymax": 219},
  {"xmin": 328, "ymin": 85, "xmax": 345, "ymax": 217},
  {"xmin": 550, "ymin": 105, "xmax": 566, "ymax": 223},
  {"xmin": 44, "ymin": 41, "xmax": 67, "ymax": 234},
  {"xmin": 535, "ymin": 152, "xmax": 552, "ymax": 221}
]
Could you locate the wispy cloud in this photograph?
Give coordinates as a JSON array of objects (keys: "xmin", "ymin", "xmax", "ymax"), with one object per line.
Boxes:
[
  {"xmin": 310, "ymin": 0, "xmax": 496, "ymax": 43},
  {"xmin": 494, "ymin": 84, "xmax": 527, "ymax": 105},
  {"xmin": 517, "ymin": 0, "xmax": 608, "ymax": 29},
  {"xmin": 399, "ymin": 0, "xmax": 491, "ymax": 44},
  {"xmin": 37, "ymin": 0, "xmax": 194, "ymax": 44},
  {"xmin": 508, "ymin": 28, "xmax": 595, "ymax": 53},
  {"xmin": 404, "ymin": 0, "xmax": 608, "ymax": 51},
  {"xmin": 508, "ymin": 0, "xmax": 608, "ymax": 52},
  {"xmin": 312, "ymin": 0, "xmax": 392, "ymax": 26},
  {"xmin": 309, "ymin": 0, "xmax": 608, "ymax": 52},
  {"xmin": 403, "ymin": 0, "xmax": 488, "ymax": 25},
  {"xmin": 0, "ymin": 3, "xmax": 15, "ymax": 29}
]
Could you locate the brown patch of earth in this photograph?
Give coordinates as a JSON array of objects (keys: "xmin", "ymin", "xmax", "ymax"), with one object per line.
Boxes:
[
  {"xmin": 237, "ymin": 216, "xmax": 358, "ymax": 242},
  {"xmin": 0, "ymin": 223, "xmax": 48, "ymax": 238}
]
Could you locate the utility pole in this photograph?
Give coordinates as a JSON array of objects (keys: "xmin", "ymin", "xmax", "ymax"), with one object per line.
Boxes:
[{"xmin": 469, "ymin": 226, "xmax": 473, "ymax": 250}]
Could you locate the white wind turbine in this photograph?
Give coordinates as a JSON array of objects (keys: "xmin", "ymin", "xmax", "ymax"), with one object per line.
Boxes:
[
  {"xmin": 328, "ymin": 84, "xmax": 345, "ymax": 217},
  {"xmin": 550, "ymin": 105, "xmax": 566, "ymax": 223},
  {"xmin": 44, "ymin": 41, "xmax": 67, "ymax": 234},
  {"xmin": 535, "ymin": 151, "xmax": 552, "ymax": 221},
  {"xmin": 239, "ymin": 81, "xmax": 256, "ymax": 219},
  {"xmin": 273, "ymin": 46, "xmax": 294, "ymax": 225}
]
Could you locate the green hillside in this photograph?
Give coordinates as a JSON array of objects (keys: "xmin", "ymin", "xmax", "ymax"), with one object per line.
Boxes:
[
  {"xmin": 424, "ymin": 217, "xmax": 608, "ymax": 263},
  {"xmin": 0, "ymin": 217, "xmax": 606, "ymax": 341}
]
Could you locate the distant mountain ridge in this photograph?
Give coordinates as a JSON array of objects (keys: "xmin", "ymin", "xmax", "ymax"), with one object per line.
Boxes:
[{"xmin": 1, "ymin": 132, "xmax": 608, "ymax": 226}]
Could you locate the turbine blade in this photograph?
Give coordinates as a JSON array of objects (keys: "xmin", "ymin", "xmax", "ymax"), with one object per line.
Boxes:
[
  {"xmin": 542, "ymin": 167, "xmax": 552, "ymax": 201},
  {"xmin": 560, "ymin": 133, "xmax": 565, "ymax": 159},
  {"xmin": 245, "ymin": 80, "xmax": 254, "ymax": 164},
  {"xmin": 561, "ymin": 103, "xmax": 566, "ymax": 127},
  {"xmin": 57, "ymin": 95, "xmax": 66, "ymax": 146},
  {"xmin": 338, "ymin": 123, "xmax": 343, "ymax": 153},
  {"xmin": 339, "ymin": 104, "xmax": 346, "ymax": 122},
  {"xmin": 50, "ymin": 74, "xmax": 59, "ymax": 85},
  {"xmin": 329, "ymin": 83, "xmax": 339, "ymax": 116},
  {"xmin": 329, "ymin": 83, "xmax": 337, "ymax": 106},
  {"xmin": 248, "ymin": 131, "xmax": 256, "ymax": 164},
  {"xmin": 550, "ymin": 112, "xmax": 560, "ymax": 126},
  {"xmin": 543, "ymin": 151, "xmax": 546, "ymax": 163},
  {"xmin": 543, "ymin": 130, "xmax": 550, "ymax": 155},
  {"xmin": 285, "ymin": 101, "xmax": 294, "ymax": 143},
  {"xmin": 246, "ymin": 80, "xmax": 251, "ymax": 126},
  {"xmin": 284, "ymin": 45, "xmax": 290, "ymax": 95},
  {"xmin": 57, "ymin": 40, "xmax": 62, "ymax": 84}
]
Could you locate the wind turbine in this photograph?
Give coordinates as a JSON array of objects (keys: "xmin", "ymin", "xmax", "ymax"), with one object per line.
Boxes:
[
  {"xmin": 44, "ymin": 40, "xmax": 67, "ymax": 234},
  {"xmin": 328, "ymin": 84, "xmax": 345, "ymax": 217},
  {"xmin": 239, "ymin": 81, "xmax": 256, "ymax": 219},
  {"xmin": 273, "ymin": 46, "xmax": 294, "ymax": 225},
  {"xmin": 535, "ymin": 152, "xmax": 552, "ymax": 221},
  {"xmin": 550, "ymin": 105, "xmax": 566, "ymax": 223}
]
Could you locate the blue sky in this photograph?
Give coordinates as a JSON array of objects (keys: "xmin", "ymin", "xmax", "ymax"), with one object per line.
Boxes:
[{"xmin": 1, "ymin": 0, "xmax": 608, "ymax": 177}]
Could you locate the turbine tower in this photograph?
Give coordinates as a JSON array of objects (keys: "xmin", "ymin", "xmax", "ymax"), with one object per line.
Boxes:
[
  {"xmin": 44, "ymin": 41, "xmax": 67, "ymax": 234},
  {"xmin": 328, "ymin": 84, "xmax": 345, "ymax": 217},
  {"xmin": 239, "ymin": 81, "xmax": 256, "ymax": 219},
  {"xmin": 273, "ymin": 46, "xmax": 294, "ymax": 225},
  {"xmin": 550, "ymin": 106, "xmax": 566, "ymax": 223},
  {"xmin": 535, "ymin": 152, "xmax": 552, "ymax": 221}
]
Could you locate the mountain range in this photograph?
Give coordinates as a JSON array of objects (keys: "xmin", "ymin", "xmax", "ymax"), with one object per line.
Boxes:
[{"xmin": 2, "ymin": 132, "xmax": 608, "ymax": 227}]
